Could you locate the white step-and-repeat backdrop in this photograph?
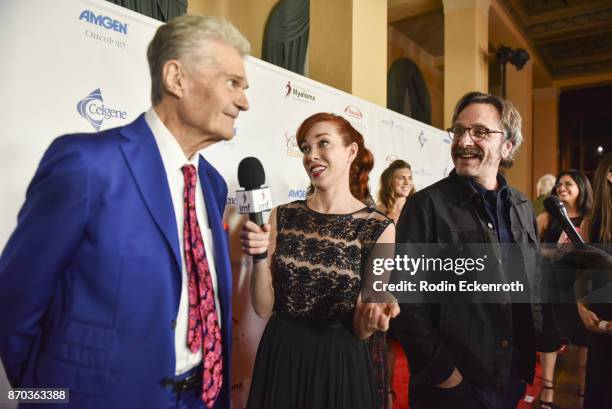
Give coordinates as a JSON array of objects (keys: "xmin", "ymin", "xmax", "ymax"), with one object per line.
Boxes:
[{"xmin": 0, "ymin": 0, "xmax": 453, "ymax": 407}]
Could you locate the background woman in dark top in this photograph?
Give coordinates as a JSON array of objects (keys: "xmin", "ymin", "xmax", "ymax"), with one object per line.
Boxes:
[
  {"xmin": 536, "ymin": 169, "xmax": 593, "ymax": 409},
  {"xmin": 578, "ymin": 152, "xmax": 612, "ymax": 409},
  {"xmin": 374, "ymin": 159, "xmax": 416, "ymax": 408}
]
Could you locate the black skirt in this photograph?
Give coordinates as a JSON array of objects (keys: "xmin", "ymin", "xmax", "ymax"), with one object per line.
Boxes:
[{"xmin": 247, "ymin": 313, "xmax": 380, "ymax": 409}]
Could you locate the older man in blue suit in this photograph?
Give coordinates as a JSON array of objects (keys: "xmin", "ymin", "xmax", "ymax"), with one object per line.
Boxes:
[{"xmin": 0, "ymin": 15, "xmax": 249, "ymax": 408}]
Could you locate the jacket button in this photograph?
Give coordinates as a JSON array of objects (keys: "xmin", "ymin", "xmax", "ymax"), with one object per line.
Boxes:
[
  {"xmin": 487, "ymin": 222, "xmax": 494, "ymax": 229},
  {"xmin": 501, "ymin": 340, "xmax": 509, "ymax": 348}
]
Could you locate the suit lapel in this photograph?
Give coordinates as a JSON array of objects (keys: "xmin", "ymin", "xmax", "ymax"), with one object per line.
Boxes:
[
  {"xmin": 198, "ymin": 157, "xmax": 231, "ymax": 327},
  {"xmin": 119, "ymin": 115, "xmax": 182, "ymax": 273}
]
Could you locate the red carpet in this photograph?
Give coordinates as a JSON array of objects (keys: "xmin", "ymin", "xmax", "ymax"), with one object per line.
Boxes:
[{"xmin": 391, "ymin": 342, "xmax": 543, "ymax": 408}]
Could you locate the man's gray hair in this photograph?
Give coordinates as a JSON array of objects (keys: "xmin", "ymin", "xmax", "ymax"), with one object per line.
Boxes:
[
  {"xmin": 451, "ymin": 91, "xmax": 523, "ymax": 168},
  {"xmin": 147, "ymin": 14, "xmax": 251, "ymax": 105},
  {"xmin": 536, "ymin": 173, "xmax": 556, "ymax": 196}
]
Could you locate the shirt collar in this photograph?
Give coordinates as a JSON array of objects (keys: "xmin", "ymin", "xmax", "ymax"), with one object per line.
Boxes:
[
  {"xmin": 468, "ymin": 172, "xmax": 509, "ymax": 197},
  {"xmin": 145, "ymin": 107, "xmax": 199, "ymax": 171}
]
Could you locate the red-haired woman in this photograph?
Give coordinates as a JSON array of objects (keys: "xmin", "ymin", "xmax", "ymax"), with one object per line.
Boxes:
[{"xmin": 240, "ymin": 113, "xmax": 399, "ymax": 409}]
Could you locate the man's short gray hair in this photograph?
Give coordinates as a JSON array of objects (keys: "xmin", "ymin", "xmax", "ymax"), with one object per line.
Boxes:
[
  {"xmin": 536, "ymin": 173, "xmax": 556, "ymax": 196},
  {"xmin": 451, "ymin": 91, "xmax": 523, "ymax": 168},
  {"xmin": 147, "ymin": 14, "xmax": 251, "ymax": 105}
]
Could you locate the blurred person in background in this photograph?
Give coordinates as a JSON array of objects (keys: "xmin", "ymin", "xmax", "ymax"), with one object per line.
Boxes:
[
  {"xmin": 374, "ymin": 159, "xmax": 417, "ymax": 408},
  {"xmin": 534, "ymin": 173, "xmax": 557, "ymax": 215},
  {"xmin": 536, "ymin": 170, "xmax": 593, "ymax": 409},
  {"xmin": 577, "ymin": 152, "xmax": 612, "ymax": 409}
]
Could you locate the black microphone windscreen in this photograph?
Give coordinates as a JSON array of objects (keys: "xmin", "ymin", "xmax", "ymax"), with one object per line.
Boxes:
[
  {"xmin": 238, "ymin": 157, "xmax": 265, "ymax": 189},
  {"xmin": 543, "ymin": 195, "xmax": 564, "ymax": 215}
]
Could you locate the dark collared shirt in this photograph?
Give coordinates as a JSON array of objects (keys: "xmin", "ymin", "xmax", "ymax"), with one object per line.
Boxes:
[{"xmin": 469, "ymin": 173, "xmax": 513, "ymax": 244}]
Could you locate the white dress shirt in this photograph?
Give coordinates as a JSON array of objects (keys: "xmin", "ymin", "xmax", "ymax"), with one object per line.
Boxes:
[{"xmin": 145, "ymin": 108, "xmax": 222, "ymax": 375}]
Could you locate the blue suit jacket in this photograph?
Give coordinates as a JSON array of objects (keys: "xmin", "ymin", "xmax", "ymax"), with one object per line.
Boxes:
[{"xmin": 0, "ymin": 114, "xmax": 233, "ymax": 408}]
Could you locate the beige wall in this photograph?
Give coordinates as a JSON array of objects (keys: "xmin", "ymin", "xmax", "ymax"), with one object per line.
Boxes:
[
  {"xmin": 532, "ymin": 87, "xmax": 560, "ymax": 195},
  {"xmin": 188, "ymin": 0, "xmax": 278, "ymax": 59},
  {"xmin": 309, "ymin": 0, "xmax": 353, "ymax": 94},
  {"xmin": 443, "ymin": 0, "xmax": 490, "ymax": 129},
  {"xmin": 352, "ymin": 0, "xmax": 387, "ymax": 106},
  {"xmin": 504, "ymin": 62, "xmax": 534, "ymax": 197},
  {"xmin": 310, "ymin": 0, "xmax": 387, "ymax": 106},
  {"xmin": 388, "ymin": 26, "xmax": 444, "ymax": 129}
]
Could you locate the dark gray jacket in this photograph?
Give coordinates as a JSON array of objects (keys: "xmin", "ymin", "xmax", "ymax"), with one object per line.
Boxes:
[{"xmin": 392, "ymin": 170, "xmax": 542, "ymax": 389}]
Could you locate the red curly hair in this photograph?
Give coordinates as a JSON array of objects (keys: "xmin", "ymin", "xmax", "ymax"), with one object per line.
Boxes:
[{"xmin": 296, "ymin": 112, "xmax": 374, "ymax": 203}]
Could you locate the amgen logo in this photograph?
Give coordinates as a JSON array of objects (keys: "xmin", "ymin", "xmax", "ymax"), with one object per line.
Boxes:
[
  {"xmin": 77, "ymin": 88, "xmax": 127, "ymax": 131},
  {"xmin": 79, "ymin": 10, "xmax": 128, "ymax": 34},
  {"xmin": 288, "ymin": 189, "xmax": 307, "ymax": 200}
]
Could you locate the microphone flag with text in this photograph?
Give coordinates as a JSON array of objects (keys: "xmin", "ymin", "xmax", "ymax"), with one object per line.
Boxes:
[{"xmin": 236, "ymin": 157, "xmax": 273, "ymax": 227}]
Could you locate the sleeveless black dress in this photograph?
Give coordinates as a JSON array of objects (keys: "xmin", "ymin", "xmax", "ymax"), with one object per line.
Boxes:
[
  {"xmin": 538, "ymin": 215, "xmax": 588, "ymax": 351},
  {"xmin": 247, "ymin": 201, "xmax": 391, "ymax": 409}
]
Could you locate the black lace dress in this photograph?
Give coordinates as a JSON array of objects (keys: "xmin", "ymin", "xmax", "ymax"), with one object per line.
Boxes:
[{"xmin": 247, "ymin": 200, "xmax": 392, "ymax": 409}]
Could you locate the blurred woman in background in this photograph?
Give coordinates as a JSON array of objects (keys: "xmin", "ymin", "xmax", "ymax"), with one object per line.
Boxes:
[
  {"xmin": 578, "ymin": 152, "xmax": 612, "ymax": 409},
  {"xmin": 374, "ymin": 159, "xmax": 416, "ymax": 408},
  {"xmin": 536, "ymin": 169, "xmax": 593, "ymax": 409},
  {"xmin": 377, "ymin": 160, "xmax": 416, "ymax": 223}
]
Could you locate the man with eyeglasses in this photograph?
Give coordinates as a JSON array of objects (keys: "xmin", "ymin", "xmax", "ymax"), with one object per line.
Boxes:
[{"xmin": 392, "ymin": 92, "xmax": 541, "ymax": 409}]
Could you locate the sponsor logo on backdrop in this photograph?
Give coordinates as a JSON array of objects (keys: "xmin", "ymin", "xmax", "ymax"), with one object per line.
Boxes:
[
  {"xmin": 385, "ymin": 154, "xmax": 399, "ymax": 164},
  {"xmin": 231, "ymin": 381, "xmax": 244, "ymax": 392},
  {"xmin": 80, "ymin": 10, "xmax": 128, "ymax": 49},
  {"xmin": 413, "ymin": 168, "xmax": 433, "ymax": 178},
  {"xmin": 79, "ymin": 10, "xmax": 128, "ymax": 34},
  {"xmin": 379, "ymin": 117, "xmax": 404, "ymax": 132},
  {"xmin": 77, "ymin": 88, "xmax": 127, "ymax": 131},
  {"xmin": 418, "ymin": 131, "xmax": 428, "ymax": 147},
  {"xmin": 284, "ymin": 131, "xmax": 302, "ymax": 158},
  {"xmin": 344, "ymin": 105, "xmax": 363, "ymax": 119},
  {"xmin": 284, "ymin": 81, "xmax": 315, "ymax": 103},
  {"xmin": 288, "ymin": 189, "xmax": 307, "ymax": 200},
  {"xmin": 231, "ymin": 316, "xmax": 246, "ymax": 343},
  {"xmin": 342, "ymin": 105, "xmax": 366, "ymax": 130}
]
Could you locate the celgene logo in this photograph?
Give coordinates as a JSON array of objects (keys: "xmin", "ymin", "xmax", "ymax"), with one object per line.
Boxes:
[
  {"xmin": 344, "ymin": 105, "xmax": 363, "ymax": 119},
  {"xmin": 77, "ymin": 88, "xmax": 127, "ymax": 131},
  {"xmin": 79, "ymin": 10, "xmax": 128, "ymax": 34}
]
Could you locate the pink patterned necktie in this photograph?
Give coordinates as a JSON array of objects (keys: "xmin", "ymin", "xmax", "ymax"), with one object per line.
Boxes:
[{"xmin": 182, "ymin": 165, "xmax": 223, "ymax": 408}]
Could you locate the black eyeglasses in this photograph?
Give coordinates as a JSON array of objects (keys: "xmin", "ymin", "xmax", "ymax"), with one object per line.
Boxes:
[{"xmin": 446, "ymin": 126, "xmax": 504, "ymax": 142}]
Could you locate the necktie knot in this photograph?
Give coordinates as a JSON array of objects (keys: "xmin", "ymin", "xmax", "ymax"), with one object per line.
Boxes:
[{"xmin": 182, "ymin": 164, "xmax": 197, "ymax": 188}]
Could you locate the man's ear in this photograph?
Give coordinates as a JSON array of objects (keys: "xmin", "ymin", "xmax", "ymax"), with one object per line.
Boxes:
[
  {"xmin": 501, "ymin": 140, "xmax": 513, "ymax": 159},
  {"xmin": 161, "ymin": 59, "xmax": 185, "ymax": 99}
]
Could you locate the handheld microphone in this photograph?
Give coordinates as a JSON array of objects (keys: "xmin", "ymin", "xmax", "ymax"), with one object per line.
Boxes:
[
  {"xmin": 543, "ymin": 195, "xmax": 586, "ymax": 250},
  {"xmin": 236, "ymin": 157, "xmax": 273, "ymax": 226}
]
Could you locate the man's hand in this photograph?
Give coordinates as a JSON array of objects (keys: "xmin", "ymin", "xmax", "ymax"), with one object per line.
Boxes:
[
  {"xmin": 353, "ymin": 296, "xmax": 400, "ymax": 339},
  {"xmin": 560, "ymin": 245, "xmax": 612, "ymax": 270},
  {"xmin": 435, "ymin": 367, "xmax": 463, "ymax": 389}
]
